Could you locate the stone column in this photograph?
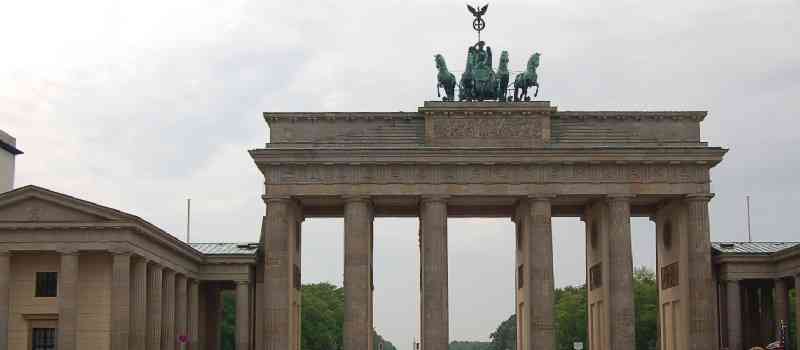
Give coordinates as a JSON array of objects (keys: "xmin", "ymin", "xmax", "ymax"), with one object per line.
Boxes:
[
  {"xmin": 236, "ymin": 281, "xmax": 251, "ymax": 350},
  {"xmin": 726, "ymin": 279, "xmax": 743, "ymax": 350},
  {"xmin": 344, "ymin": 196, "xmax": 374, "ymax": 350},
  {"xmin": 205, "ymin": 285, "xmax": 222, "ymax": 350},
  {"xmin": 685, "ymin": 194, "xmax": 717, "ymax": 350},
  {"xmin": 131, "ymin": 257, "xmax": 148, "ymax": 350},
  {"xmin": 111, "ymin": 251, "xmax": 132, "ymax": 350},
  {"xmin": 607, "ymin": 195, "xmax": 636, "ymax": 350},
  {"xmin": 147, "ymin": 264, "xmax": 163, "ymax": 350},
  {"xmin": 774, "ymin": 278, "xmax": 789, "ymax": 330},
  {"xmin": 176, "ymin": 274, "xmax": 188, "ymax": 350},
  {"xmin": 263, "ymin": 197, "xmax": 301, "ymax": 350},
  {"xmin": 57, "ymin": 250, "xmax": 80, "ymax": 350},
  {"xmin": 162, "ymin": 270, "xmax": 176, "ymax": 350},
  {"xmin": 795, "ymin": 274, "xmax": 800, "ymax": 350},
  {"xmin": 420, "ymin": 196, "xmax": 448, "ymax": 350},
  {"xmin": 0, "ymin": 250, "xmax": 10, "ymax": 350},
  {"xmin": 188, "ymin": 280, "xmax": 200, "ymax": 350},
  {"xmin": 525, "ymin": 196, "xmax": 556, "ymax": 350}
]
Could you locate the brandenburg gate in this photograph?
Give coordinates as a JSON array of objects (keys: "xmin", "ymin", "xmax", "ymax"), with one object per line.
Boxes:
[{"xmin": 249, "ymin": 101, "xmax": 727, "ymax": 350}]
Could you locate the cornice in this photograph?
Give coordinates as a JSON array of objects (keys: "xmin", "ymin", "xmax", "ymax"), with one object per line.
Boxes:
[
  {"xmin": 421, "ymin": 109, "xmax": 555, "ymax": 117},
  {"xmin": 555, "ymin": 111, "xmax": 707, "ymax": 122},
  {"xmin": 202, "ymin": 255, "xmax": 257, "ymax": 264},
  {"xmin": 260, "ymin": 110, "xmax": 709, "ymax": 122},
  {"xmin": 264, "ymin": 112, "xmax": 420, "ymax": 123},
  {"xmin": 250, "ymin": 147, "xmax": 727, "ymax": 166},
  {"xmin": 0, "ymin": 222, "xmax": 134, "ymax": 230},
  {"xmin": 0, "ymin": 221, "xmax": 205, "ymax": 263},
  {"xmin": 0, "ymin": 138, "xmax": 22, "ymax": 155}
]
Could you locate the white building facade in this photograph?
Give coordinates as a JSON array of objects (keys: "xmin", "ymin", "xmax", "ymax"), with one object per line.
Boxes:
[{"xmin": 0, "ymin": 130, "xmax": 22, "ymax": 193}]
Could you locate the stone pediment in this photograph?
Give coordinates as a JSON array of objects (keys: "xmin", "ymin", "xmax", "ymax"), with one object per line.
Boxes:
[{"xmin": 0, "ymin": 185, "xmax": 126, "ymax": 223}]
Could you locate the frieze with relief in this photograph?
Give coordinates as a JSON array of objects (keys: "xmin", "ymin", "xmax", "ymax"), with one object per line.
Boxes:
[
  {"xmin": 431, "ymin": 116, "xmax": 543, "ymax": 139},
  {"xmin": 264, "ymin": 163, "xmax": 709, "ymax": 185},
  {"xmin": 426, "ymin": 115, "xmax": 549, "ymax": 147}
]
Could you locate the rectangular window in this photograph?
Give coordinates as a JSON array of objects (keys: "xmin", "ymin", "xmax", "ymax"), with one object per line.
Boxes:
[
  {"xmin": 517, "ymin": 265, "xmax": 524, "ymax": 289},
  {"xmin": 589, "ymin": 263, "xmax": 602, "ymax": 290},
  {"xmin": 661, "ymin": 262, "xmax": 679, "ymax": 290},
  {"xmin": 293, "ymin": 265, "xmax": 301, "ymax": 290},
  {"xmin": 31, "ymin": 328, "xmax": 57, "ymax": 350},
  {"xmin": 35, "ymin": 272, "xmax": 58, "ymax": 297}
]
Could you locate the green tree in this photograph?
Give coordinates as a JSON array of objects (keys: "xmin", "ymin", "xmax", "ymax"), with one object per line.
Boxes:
[
  {"xmin": 301, "ymin": 282, "xmax": 345, "ymax": 350},
  {"xmin": 374, "ymin": 330, "xmax": 398, "ymax": 350},
  {"xmin": 633, "ymin": 267, "xmax": 658, "ymax": 350},
  {"xmin": 554, "ymin": 285, "xmax": 588, "ymax": 350},
  {"xmin": 488, "ymin": 266, "xmax": 659, "ymax": 350},
  {"xmin": 221, "ymin": 291, "xmax": 236, "ymax": 350},
  {"xmin": 489, "ymin": 314, "xmax": 516, "ymax": 350}
]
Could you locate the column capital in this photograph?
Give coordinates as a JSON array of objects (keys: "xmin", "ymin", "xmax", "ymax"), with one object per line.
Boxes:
[
  {"xmin": 724, "ymin": 277, "xmax": 743, "ymax": 284},
  {"xmin": 526, "ymin": 194, "xmax": 557, "ymax": 201},
  {"xmin": 420, "ymin": 195, "xmax": 450, "ymax": 204},
  {"xmin": 236, "ymin": 280, "xmax": 250, "ymax": 286},
  {"xmin": 262, "ymin": 195, "xmax": 293, "ymax": 204},
  {"xmin": 606, "ymin": 193, "xmax": 636, "ymax": 201},
  {"xmin": 57, "ymin": 247, "xmax": 81, "ymax": 256},
  {"xmin": 108, "ymin": 247, "xmax": 132, "ymax": 256},
  {"xmin": 685, "ymin": 193, "xmax": 715, "ymax": 202},
  {"xmin": 133, "ymin": 255, "xmax": 149, "ymax": 264},
  {"xmin": 148, "ymin": 261, "xmax": 163, "ymax": 270},
  {"xmin": 343, "ymin": 195, "xmax": 372, "ymax": 204},
  {"xmin": 0, "ymin": 249, "xmax": 10, "ymax": 257}
]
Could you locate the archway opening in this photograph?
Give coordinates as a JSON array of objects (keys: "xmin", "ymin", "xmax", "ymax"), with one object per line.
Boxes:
[
  {"xmin": 299, "ymin": 218, "xmax": 345, "ymax": 350},
  {"xmin": 448, "ymin": 218, "xmax": 516, "ymax": 347},
  {"xmin": 552, "ymin": 217, "xmax": 588, "ymax": 348},
  {"xmin": 631, "ymin": 217, "xmax": 659, "ymax": 350},
  {"xmin": 373, "ymin": 217, "xmax": 420, "ymax": 350}
]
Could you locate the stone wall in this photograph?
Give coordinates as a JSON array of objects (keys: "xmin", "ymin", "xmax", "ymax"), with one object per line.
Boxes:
[
  {"xmin": 77, "ymin": 253, "xmax": 112, "ymax": 350},
  {"xmin": 7, "ymin": 254, "xmax": 60, "ymax": 350}
]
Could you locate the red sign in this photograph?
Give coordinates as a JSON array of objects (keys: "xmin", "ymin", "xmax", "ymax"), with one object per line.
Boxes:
[{"xmin": 178, "ymin": 335, "xmax": 189, "ymax": 344}]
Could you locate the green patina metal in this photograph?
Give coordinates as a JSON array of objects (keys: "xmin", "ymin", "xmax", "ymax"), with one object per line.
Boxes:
[
  {"xmin": 496, "ymin": 50, "xmax": 510, "ymax": 101},
  {"xmin": 513, "ymin": 52, "xmax": 541, "ymax": 101},
  {"xmin": 433, "ymin": 4, "xmax": 541, "ymax": 102},
  {"xmin": 435, "ymin": 54, "xmax": 456, "ymax": 101}
]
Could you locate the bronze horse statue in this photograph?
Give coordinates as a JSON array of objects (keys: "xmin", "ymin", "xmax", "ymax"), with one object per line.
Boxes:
[
  {"xmin": 434, "ymin": 54, "xmax": 456, "ymax": 101},
  {"xmin": 514, "ymin": 52, "xmax": 540, "ymax": 101}
]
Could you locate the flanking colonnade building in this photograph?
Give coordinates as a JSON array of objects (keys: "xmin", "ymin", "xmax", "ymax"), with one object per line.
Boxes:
[{"xmin": 0, "ymin": 101, "xmax": 799, "ymax": 350}]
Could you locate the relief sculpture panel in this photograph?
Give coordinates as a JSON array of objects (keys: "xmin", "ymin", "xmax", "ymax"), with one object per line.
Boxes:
[
  {"xmin": 426, "ymin": 115, "xmax": 549, "ymax": 147},
  {"xmin": 265, "ymin": 163, "xmax": 709, "ymax": 185}
]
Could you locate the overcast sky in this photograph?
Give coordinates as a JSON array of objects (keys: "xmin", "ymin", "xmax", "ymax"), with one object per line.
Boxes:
[{"xmin": 2, "ymin": 0, "xmax": 799, "ymax": 347}]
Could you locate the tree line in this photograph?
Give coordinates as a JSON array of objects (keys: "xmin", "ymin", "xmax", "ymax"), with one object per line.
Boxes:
[
  {"xmin": 486, "ymin": 266, "xmax": 658, "ymax": 350},
  {"xmin": 218, "ymin": 267, "xmax": 798, "ymax": 350}
]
